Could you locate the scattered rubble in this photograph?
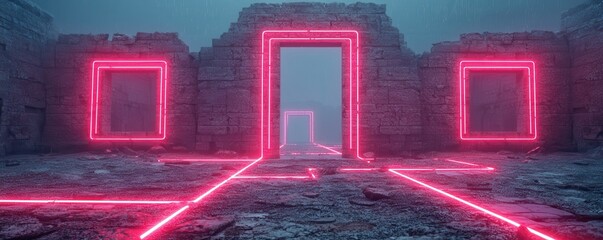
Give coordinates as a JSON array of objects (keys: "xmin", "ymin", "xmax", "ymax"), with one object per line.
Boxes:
[
  {"xmin": 301, "ymin": 192, "xmax": 319, "ymax": 198},
  {"xmin": 362, "ymin": 187, "xmax": 391, "ymax": 200},
  {"xmin": 588, "ymin": 146, "xmax": 603, "ymax": 159},
  {"xmin": 0, "ymin": 152, "xmax": 602, "ymax": 239},
  {"xmin": 349, "ymin": 198, "xmax": 376, "ymax": 206},
  {"xmin": 175, "ymin": 216, "xmax": 235, "ymax": 236},
  {"xmin": 119, "ymin": 146, "xmax": 138, "ymax": 156},
  {"xmin": 308, "ymin": 217, "xmax": 336, "ymax": 224},
  {"xmin": 4, "ymin": 161, "xmax": 20, "ymax": 167},
  {"xmin": 148, "ymin": 146, "xmax": 167, "ymax": 154}
]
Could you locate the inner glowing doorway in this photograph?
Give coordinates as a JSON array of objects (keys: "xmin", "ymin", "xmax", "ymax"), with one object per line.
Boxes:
[{"xmin": 280, "ymin": 47, "xmax": 342, "ymax": 157}]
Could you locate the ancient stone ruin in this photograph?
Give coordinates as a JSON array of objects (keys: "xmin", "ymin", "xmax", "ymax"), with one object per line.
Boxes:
[{"xmin": 0, "ymin": 0, "xmax": 602, "ymax": 157}]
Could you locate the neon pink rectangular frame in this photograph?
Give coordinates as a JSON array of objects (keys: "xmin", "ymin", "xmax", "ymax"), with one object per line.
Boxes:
[
  {"xmin": 283, "ymin": 110, "xmax": 314, "ymax": 145},
  {"xmin": 262, "ymin": 30, "xmax": 363, "ymax": 159},
  {"xmin": 90, "ymin": 60, "xmax": 168, "ymax": 141},
  {"xmin": 459, "ymin": 60, "xmax": 537, "ymax": 141}
]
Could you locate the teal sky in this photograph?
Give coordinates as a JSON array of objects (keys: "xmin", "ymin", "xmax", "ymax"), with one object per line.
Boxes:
[{"xmin": 31, "ymin": 0, "xmax": 585, "ymax": 53}]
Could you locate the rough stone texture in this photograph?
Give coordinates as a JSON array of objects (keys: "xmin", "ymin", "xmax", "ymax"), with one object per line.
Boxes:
[
  {"xmin": 561, "ymin": 0, "xmax": 603, "ymax": 150},
  {"xmin": 44, "ymin": 32, "xmax": 198, "ymax": 150},
  {"xmin": 3, "ymin": 152, "xmax": 602, "ymax": 239},
  {"xmin": 0, "ymin": 0, "xmax": 56, "ymax": 155},
  {"xmin": 419, "ymin": 31, "xmax": 573, "ymax": 151},
  {"xmin": 1, "ymin": 0, "xmax": 603, "ymax": 155},
  {"xmin": 198, "ymin": 3, "xmax": 421, "ymax": 157}
]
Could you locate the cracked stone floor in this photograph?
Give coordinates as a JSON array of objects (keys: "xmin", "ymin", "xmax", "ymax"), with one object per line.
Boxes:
[{"xmin": 0, "ymin": 149, "xmax": 602, "ymax": 240}]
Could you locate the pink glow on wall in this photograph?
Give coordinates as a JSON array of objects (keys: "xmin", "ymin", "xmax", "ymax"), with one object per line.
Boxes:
[
  {"xmin": 459, "ymin": 60, "xmax": 537, "ymax": 141},
  {"xmin": 90, "ymin": 60, "xmax": 168, "ymax": 141},
  {"xmin": 283, "ymin": 110, "xmax": 314, "ymax": 145},
  {"xmin": 261, "ymin": 30, "xmax": 362, "ymax": 159}
]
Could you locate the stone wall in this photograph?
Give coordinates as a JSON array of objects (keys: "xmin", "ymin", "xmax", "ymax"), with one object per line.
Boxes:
[
  {"xmin": 198, "ymin": 3, "xmax": 421, "ymax": 157},
  {"xmin": 562, "ymin": 0, "xmax": 603, "ymax": 150},
  {"xmin": 3, "ymin": 0, "xmax": 603, "ymax": 156},
  {"xmin": 419, "ymin": 31, "xmax": 573, "ymax": 151},
  {"xmin": 44, "ymin": 33, "xmax": 198, "ymax": 150},
  {"xmin": 0, "ymin": 0, "xmax": 55, "ymax": 155}
]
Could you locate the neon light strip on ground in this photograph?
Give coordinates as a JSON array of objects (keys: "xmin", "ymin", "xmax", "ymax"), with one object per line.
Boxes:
[
  {"xmin": 234, "ymin": 168, "xmax": 317, "ymax": 180},
  {"xmin": 139, "ymin": 205, "xmax": 190, "ymax": 239},
  {"xmin": 139, "ymin": 47, "xmax": 268, "ymax": 238},
  {"xmin": 139, "ymin": 156, "xmax": 264, "ymax": 239},
  {"xmin": 284, "ymin": 152, "xmax": 341, "ymax": 155},
  {"xmin": 389, "ymin": 167, "xmax": 494, "ymax": 171},
  {"xmin": 191, "ymin": 157, "xmax": 264, "ymax": 203},
  {"xmin": 234, "ymin": 176, "xmax": 310, "ymax": 179},
  {"xmin": 444, "ymin": 159, "xmax": 480, "ymax": 166},
  {"xmin": 340, "ymin": 168, "xmax": 378, "ymax": 171},
  {"xmin": 388, "ymin": 170, "xmax": 555, "ymax": 240},
  {"xmin": 0, "ymin": 200, "xmax": 182, "ymax": 204},
  {"xmin": 157, "ymin": 158, "xmax": 256, "ymax": 163},
  {"xmin": 308, "ymin": 168, "xmax": 317, "ymax": 179},
  {"xmin": 139, "ymin": 34, "xmax": 270, "ymax": 237},
  {"xmin": 340, "ymin": 167, "xmax": 493, "ymax": 172},
  {"xmin": 314, "ymin": 143, "xmax": 343, "ymax": 155}
]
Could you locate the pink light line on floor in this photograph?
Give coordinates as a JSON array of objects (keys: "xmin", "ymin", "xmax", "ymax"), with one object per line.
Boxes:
[
  {"xmin": 444, "ymin": 159, "xmax": 480, "ymax": 166},
  {"xmin": 234, "ymin": 175, "xmax": 310, "ymax": 179},
  {"xmin": 314, "ymin": 143, "xmax": 342, "ymax": 155},
  {"xmin": 308, "ymin": 168, "xmax": 317, "ymax": 179},
  {"xmin": 389, "ymin": 170, "xmax": 556, "ymax": 240},
  {"xmin": 0, "ymin": 200, "xmax": 182, "ymax": 204},
  {"xmin": 139, "ymin": 205, "xmax": 190, "ymax": 239},
  {"xmin": 157, "ymin": 158, "xmax": 256, "ymax": 163},
  {"xmin": 389, "ymin": 167, "xmax": 494, "ymax": 171},
  {"xmin": 140, "ymin": 156, "xmax": 264, "ymax": 239},
  {"xmin": 340, "ymin": 167, "xmax": 494, "ymax": 172},
  {"xmin": 284, "ymin": 152, "xmax": 340, "ymax": 155},
  {"xmin": 234, "ymin": 168, "xmax": 318, "ymax": 180},
  {"xmin": 340, "ymin": 168, "xmax": 378, "ymax": 171},
  {"xmin": 191, "ymin": 157, "xmax": 264, "ymax": 202}
]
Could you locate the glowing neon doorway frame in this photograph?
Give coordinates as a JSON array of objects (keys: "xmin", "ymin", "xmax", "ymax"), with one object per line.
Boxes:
[
  {"xmin": 283, "ymin": 110, "xmax": 314, "ymax": 145},
  {"xmin": 262, "ymin": 30, "xmax": 362, "ymax": 159},
  {"xmin": 90, "ymin": 60, "xmax": 168, "ymax": 141},
  {"xmin": 459, "ymin": 60, "xmax": 537, "ymax": 141}
]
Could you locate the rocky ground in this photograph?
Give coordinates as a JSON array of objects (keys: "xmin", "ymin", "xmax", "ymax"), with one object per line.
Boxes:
[{"xmin": 0, "ymin": 148, "xmax": 602, "ymax": 240}]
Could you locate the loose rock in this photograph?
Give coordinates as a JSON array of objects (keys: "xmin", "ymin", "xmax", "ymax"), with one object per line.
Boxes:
[
  {"xmin": 349, "ymin": 197, "xmax": 376, "ymax": 206},
  {"xmin": 362, "ymin": 187, "xmax": 391, "ymax": 200},
  {"xmin": 148, "ymin": 146, "xmax": 167, "ymax": 154}
]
